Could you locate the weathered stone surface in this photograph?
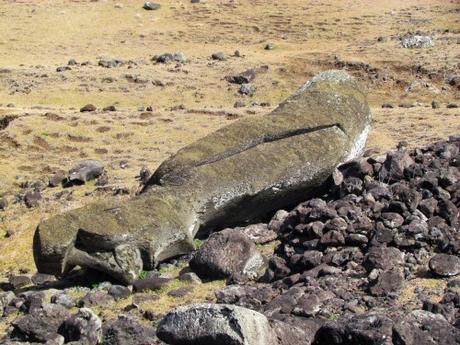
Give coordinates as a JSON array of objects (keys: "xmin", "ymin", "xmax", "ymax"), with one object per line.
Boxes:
[
  {"xmin": 240, "ymin": 223, "xmax": 278, "ymax": 244},
  {"xmin": 133, "ymin": 276, "xmax": 172, "ymax": 292},
  {"xmin": 393, "ymin": 310, "xmax": 460, "ymax": 345},
  {"xmin": 103, "ymin": 315, "xmax": 159, "ymax": 345},
  {"xmin": 190, "ymin": 228, "xmax": 266, "ymax": 281},
  {"xmin": 59, "ymin": 308, "xmax": 102, "ymax": 345},
  {"xmin": 33, "ymin": 70, "xmax": 371, "ymax": 284},
  {"xmin": 314, "ymin": 313, "xmax": 394, "ymax": 345},
  {"xmin": 156, "ymin": 303, "xmax": 278, "ymax": 345},
  {"xmin": 429, "ymin": 254, "xmax": 460, "ymax": 277},
  {"xmin": 68, "ymin": 160, "xmax": 104, "ymax": 184},
  {"xmin": 10, "ymin": 304, "xmax": 70, "ymax": 342}
]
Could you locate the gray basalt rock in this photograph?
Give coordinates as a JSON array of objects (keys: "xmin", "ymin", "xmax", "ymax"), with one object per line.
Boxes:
[
  {"xmin": 33, "ymin": 70, "xmax": 372, "ymax": 284},
  {"xmin": 68, "ymin": 160, "xmax": 104, "ymax": 184},
  {"xmin": 59, "ymin": 308, "xmax": 102, "ymax": 345},
  {"xmin": 190, "ymin": 228, "xmax": 266, "ymax": 281},
  {"xmin": 156, "ymin": 303, "xmax": 278, "ymax": 345},
  {"xmin": 429, "ymin": 254, "xmax": 460, "ymax": 277}
]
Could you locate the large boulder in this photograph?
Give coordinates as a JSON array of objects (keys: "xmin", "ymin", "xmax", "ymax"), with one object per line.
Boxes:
[
  {"xmin": 156, "ymin": 303, "xmax": 279, "ymax": 345},
  {"xmin": 34, "ymin": 70, "xmax": 372, "ymax": 284},
  {"xmin": 190, "ymin": 228, "xmax": 266, "ymax": 281}
]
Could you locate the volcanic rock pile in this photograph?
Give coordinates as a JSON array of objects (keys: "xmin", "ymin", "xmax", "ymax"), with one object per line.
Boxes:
[
  {"xmin": 214, "ymin": 136, "xmax": 460, "ymax": 344},
  {"xmin": 1, "ymin": 138, "xmax": 459, "ymax": 345}
]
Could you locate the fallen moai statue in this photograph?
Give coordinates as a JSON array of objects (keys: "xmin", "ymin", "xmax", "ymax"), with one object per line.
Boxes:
[{"xmin": 33, "ymin": 70, "xmax": 372, "ymax": 284}]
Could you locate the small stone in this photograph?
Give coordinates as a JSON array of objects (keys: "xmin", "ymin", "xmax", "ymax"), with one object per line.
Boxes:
[
  {"xmin": 133, "ymin": 276, "xmax": 172, "ymax": 292},
  {"xmin": 78, "ymin": 291, "xmax": 115, "ymax": 307},
  {"xmin": 234, "ymin": 101, "xmax": 246, "ymax": 108},
  {"xmin": 211, "ymin": 52, "xmax": 227, "ymax": 61},
  {"xmin": 102, "ymin": 315, "xmax": 158, "ymax": 345},
  {"xmin": 401, "ymin": 34, "xmax": 434, "ymax": 48},
  {"xmin": 429, "ymin": 254, "xmax": 460, "ymax": 277},
  {"xmin": 143, "ymin": 2, "xmax": 161, "ymax": 10},
  {"xmin": 11, "ymin": 304, "xmax": 71, "ymax": 342},
  {"xmin": 68, "ymin": 160, "xmax": 104, "ymax": 184},
  {"xmin": 369, "ymin": 269, "xmax": 404, "ymax": 296},
  {"xmin": 0, "ymin": 196, "xmax": 8, "ymax": 210},
  {"xmin": 80, "ymin": 104, "xmax": 96, "ymax": 112},
  {"xmin": 103, "ymin": 105, "xmax": 117, "ymax": 112},
  {"xmin": 167, "ymin": 286, "xmax": 194, "ymax": 298},
  {"xmin": 31, "ymin": 273, "xmax": 56, "ymax": 286},
  {"xmin": 431, "ymin": 100, "xmax": 440, "ymax": 109},
  {"xmin": 9, "ymin": 275, "xmax": 31, "ymax": 289},
  {"xmin": 49, "ymin": 172, "xmax": 66, "ymax": 187},
  {"xmin": 447, "ymin": 103, "xmax": 458, "ymax": 109},
  {"xmin": 60, "ymin": 308, "xmax": 102, "ymax": 344},
  {"xmin": 24, "ymin": 190, "xmax": 42, "ymax": 208},
  {"xmin": 382, "ymin": 103, "xmax": 394, "ymax": 109},
  {"xmin": 240, "ymin": 223, "xmax": 277, "ymax": 244},
  {"xmin": 239, "ymin": 83, "xmax": 256, "ymax": 96},
  {"xmin": 178, "ymin": 272, "xmax": 202, "ymax": 284},
  {"xmin": 51, "ymin": 293, "xmax": 74, "ymax": 309},
  {"xmin": 264, "ymin": 43, "xmax": 275, "ymax": 50},
  {"xmin": 56, "ymin": 66, "xmax": 71, "ymax": 72},
  {"xmin": 108, "ymin": 285, "xmax": 131, "ymax": 300}
]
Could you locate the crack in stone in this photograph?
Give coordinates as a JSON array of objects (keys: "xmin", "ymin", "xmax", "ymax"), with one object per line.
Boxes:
[{"xmin": 157, "ymin": 123, "xmax": 345, "ymax": 185}]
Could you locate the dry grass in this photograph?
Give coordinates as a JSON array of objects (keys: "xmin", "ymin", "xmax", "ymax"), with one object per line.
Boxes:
[{"xmin": 397, "ymin": 278, "xmax": 446, "ymax": 307}]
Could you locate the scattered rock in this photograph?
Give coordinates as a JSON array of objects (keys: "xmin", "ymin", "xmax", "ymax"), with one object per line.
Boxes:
[
  {"xmin": 51, "ymin": 293, "xmax": 74, "ymax": 309},
  {"xmin": 108, "ymin": 285, "xmax": 131, "ymax": 300},
  {"xmin": 103, "ymin": 315, "xmax": 158, "ymax": 345},
  {"xmin": 432, "ymin": 100, "xmax": 440, "ymax": 109},
  {"xmin": 190, "ymin": 228, "xmax": 266, "ymax": 281},
  {"xmin": 56, "ymin": 66, "xmax": 71, "ymax": 72},
  {"xmin": 239, "ymin": 223, "xmax": 278, "ymax": 244},
  {"xmin": 0, "ymin": 196, "xmax": 8, "ymax": 210},
  {"xmin": 103, "ymin": 105, "xmax": 117, "ymax": 112},
  {"xmin": 239, "ymin": 83, "xmax": 256, "ymax": 95},
  {"xmin": 178, "ymin": 272, "xmax": 202, "ymax": 284},
  {"xmin": 155, "ymin": 52, "xmax": 187, "ymax": 63},
  {"xmin": 429, "ymin": 254, "xmax": 460, "ymax": 277},
  {"xmin": 31, "ymin": 273, "xmax": 56, "ymax": 286},
  {"xmin": 23, "ymin": 191, "xmax": 42, "ymax": 208},
  {"xmin": 10, "ymin": 304, "xmax": 70, "ymax": 342},
  {"xmin": 157, "ymin": 303, "xmax": 278, "ymax": 345},
  {"xmin": 133, "ymin": 276, "xmax": 172, "ymax": 292},
  {"xmin": 211, "ymin": 52, "xmax": 227, "ymax": 61},
  {"xmin": 49, "ymin": 172, "xmax": 66, "ymax": 187},
  {"xmin": 80, "ymin": 104, "xmax": 97, "ymax": 112},
  {"xmin": 264, "ymin": 43, "xmax": 275, "ymax": 50},
  {"xmin": 143, "ymin": 2, "xmax": 161, "ymax": 10},
  {"xmin": 401, "ymin": 34, "xmax": 434, "ymax": 48},
  {"xmin": 68, "ymin": 160, "xmax": 104, "ymax": 184},
  {"xmin": 167, "ymin": 286, "xmax": 194, "ymax": 298},
  {"xmin": 59, "ymin": 308, "xmax": 102, "ymax": 345},
  {"xmin": 78, "ymin": 291, "xmax": 115, "ymax": 308},
  {"xmin": 226, "ymin": 68, "xmax": 257, "ymax": 84},
  {"xmin": 315, "ymin": 313, "xmax": 393, "ymax": 345}
]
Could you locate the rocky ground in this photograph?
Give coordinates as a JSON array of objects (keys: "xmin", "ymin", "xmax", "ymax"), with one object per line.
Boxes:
[
  {"xmin": 0, "ymin": 0, "xmax": 459, "ymax": 344},
  {"xmin": 1, "ymin": 135, "xmax": 459, "ymax": 344}
]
